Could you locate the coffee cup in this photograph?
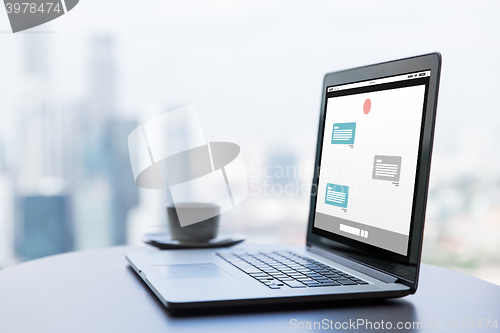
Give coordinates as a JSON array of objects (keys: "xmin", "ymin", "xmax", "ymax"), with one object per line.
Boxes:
[{"xmin": 166, "ymin": 203, "xmax": 220, "ymax": 243}]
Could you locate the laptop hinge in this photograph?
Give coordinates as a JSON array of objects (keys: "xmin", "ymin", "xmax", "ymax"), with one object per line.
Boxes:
[{"xmin": 308, "ymin": 245, "xmax": 399, "ymax": 283}]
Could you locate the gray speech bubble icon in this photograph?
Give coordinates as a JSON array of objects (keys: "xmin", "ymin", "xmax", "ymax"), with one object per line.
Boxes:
[{"xmin": 4, "ymin": 0, "xmax": 79, "ymax": 33}]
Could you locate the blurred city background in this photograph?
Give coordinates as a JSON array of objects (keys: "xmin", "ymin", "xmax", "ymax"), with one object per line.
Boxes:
[{"xmin": 0, "ymin": 1, "xmax": 499, "ymax": 285}]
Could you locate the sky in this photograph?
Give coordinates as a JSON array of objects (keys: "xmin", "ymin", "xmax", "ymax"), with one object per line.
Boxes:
[{"xmin": 1, "ymin": 1, "xmax": 499, "ymax": 163}]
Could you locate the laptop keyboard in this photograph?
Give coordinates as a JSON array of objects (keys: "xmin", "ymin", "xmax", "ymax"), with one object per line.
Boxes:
[{"xmin": 217, "ymin": 251, "xmax": 369, "ymax": 290}]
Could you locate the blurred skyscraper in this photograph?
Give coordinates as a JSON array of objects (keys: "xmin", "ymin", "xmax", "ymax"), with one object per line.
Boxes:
[
  {"xmin": 0, "ymin": 173, "xmax": 15, "ymax": 268},
  {"xmin": 73, "ymin": 36, "xmax": 138, "ymax": 249},
  {"xmin": 106, "ymin": 119, "xmax": 139, "ymax": 244},
  {"xmin": 16, "ymin": 34, "xmax": 74, "ymax": 261},
  {"xmin": 88, "ymin": 37, "xmax": 115, "ymax": 122},
  {"xmin": 19, "ymin": 195, "xmax": 72, "ymax": 261},
  {"xmin": 72, "ymin": 181, "xmax": 113, "ymax": 249},
  {"xmin": 0, "ymin": 117, "xmax": 15, "ymax": 267},
  {"xmin": 81, "ymin": 36, "xmax": 115, "ymax": 175}
]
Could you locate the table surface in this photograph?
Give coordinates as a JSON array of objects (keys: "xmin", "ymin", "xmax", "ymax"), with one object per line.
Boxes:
[{"xmin": 0, "ymin": 245, "xmax": 499, "ymax": 333}]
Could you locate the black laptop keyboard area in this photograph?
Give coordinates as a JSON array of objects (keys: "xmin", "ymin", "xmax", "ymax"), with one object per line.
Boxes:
[{"xmin": 217, "ymin": 251, "xmax": 369, "ymax": 290}]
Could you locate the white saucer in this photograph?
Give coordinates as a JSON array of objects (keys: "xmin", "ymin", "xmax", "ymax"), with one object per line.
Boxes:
[{"xmin": 143, "ymin": 233, "xmax": 245, "ymax": 249}]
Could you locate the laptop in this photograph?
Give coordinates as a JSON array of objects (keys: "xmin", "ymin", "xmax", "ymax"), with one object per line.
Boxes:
[{"xmin": 126, "ymin": 53, "xmax": 441, "ymax": 309}]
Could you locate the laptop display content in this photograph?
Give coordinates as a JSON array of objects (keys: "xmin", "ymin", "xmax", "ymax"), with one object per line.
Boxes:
[{"xmin": 313, "ymin": 71, "xmax": 431, "ymax": 256}]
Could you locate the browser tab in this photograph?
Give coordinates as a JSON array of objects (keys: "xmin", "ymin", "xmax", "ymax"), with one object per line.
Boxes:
[{"xmin": 327, "ymin": 70, "xmax": 430, "ymax": 93}]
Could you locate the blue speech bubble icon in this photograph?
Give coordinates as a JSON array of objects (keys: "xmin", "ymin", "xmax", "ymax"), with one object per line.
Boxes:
[
  {"xmin": 325, "ymin": 183, "xmax": 349, "ymax": 208},
  {"xmin": 4, "ymin": 0, "xmax": 79, "ymax": 33},
  {"xmin": 331, "ymin": 122, "xmax": 356, "ymax": 145}
]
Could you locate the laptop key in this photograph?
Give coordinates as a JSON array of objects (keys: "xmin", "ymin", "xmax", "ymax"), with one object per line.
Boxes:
[
  {"xmin": 314, "ymin": 270, "xmax": 330, "ymax": 274},
  {"xmin": 251, "ymin": 274, "xmax": 270, "ymax": 278},
  {"xmin": 304, "ymin": 265, "xmax": 321, "ymax": 270},
  {"xmin": 319, "ymin": 282, "xmax": 341, "ymax": 286},
  {"xmin": 299, "ymin": 278, "xmax": 316, "ymax": 283},
  {"xmin": 309, "ymin": 283, "xmax": 341, "ymax": 287},
  {"xmin": 232, "ymin": 262, "xmax": 261, "ymax": 273},
  {"xmin": 231, "ymin": 262, "xmax": 262, "ymax": 274},
  {"xmin": 263, "ymin": 279, "xmax": 280, "ymax": 284},
  {"xmin": 264, "ymin": 270, "xmax": 280, "ymax": 274},
  {"xmin": 270, "ymin": 274, "xmax": 287, "ymax": 279},
  {"xmin": 302, "ymin": 280, "xmax": 320, "ymax": 284},
  {"xmin": 324, "ymin": 274, "xmax": 341, "ymax": 278},
  {"xmin": 283, "ymin": 280, "xmax": 306, "ymax": 288},
  {"xmin": 336, "ymin": 279, "xmax": 357, "ymax": 285},
  {"xmin": 315, "ymin": 278, "xmax": 330, "ymax": 282},
  {"xmin": 305, "ymin": 273, "xmax": 322, "ymax": 278}
]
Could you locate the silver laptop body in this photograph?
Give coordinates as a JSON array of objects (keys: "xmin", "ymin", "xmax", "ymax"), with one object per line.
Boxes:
[{"xmin": 127, "ymin": 53, "xmax": 442, "ymax": 309}]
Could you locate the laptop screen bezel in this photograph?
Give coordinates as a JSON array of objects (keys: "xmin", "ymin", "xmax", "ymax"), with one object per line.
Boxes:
[{"xmin": 306, "ymin": 53, "xmax": 441, "ymax": 292}]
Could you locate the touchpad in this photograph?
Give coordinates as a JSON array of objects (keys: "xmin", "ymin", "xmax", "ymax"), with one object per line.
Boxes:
[{"xmin": 152, "ymin": 263, "xmax": 231, "ymax": 280}]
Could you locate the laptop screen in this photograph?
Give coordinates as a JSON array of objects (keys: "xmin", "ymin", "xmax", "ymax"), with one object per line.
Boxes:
[{"xmin": 312, "ymin": 70, "xmax": 431, "ymax": 256}]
